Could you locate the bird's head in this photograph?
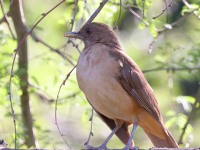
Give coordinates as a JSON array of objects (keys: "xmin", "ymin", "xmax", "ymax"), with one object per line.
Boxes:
[{"xmin": 64, "ymin": 22, "xmax": 120, "ymax": 48}]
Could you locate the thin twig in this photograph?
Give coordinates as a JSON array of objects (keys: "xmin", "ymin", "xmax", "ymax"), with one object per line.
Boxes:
[
  {"xmin": 142, "ymin": 0, "xmax": 145, "ymax": 18},
  {"xmin": 153, "ymin": 0, "xmax": 173, "ymax": 19},
  {"xmin": 66, "ymin": 0, "xmax": 109, "ymax": 67},
  {"xmin": 147, "ymin": 12, "xmax": 191, "ymax": 53},
  {"xmin": 69, "ymin": 0, "xmax": 79, "ymax": 32},
  {"xmin": 147, "ymin": 40, "xmax": 156, "ymax": 54},
  {"xmin": 113, "ymin": 0, "xmax": 122, "ymax": 30},
  {"xmin": 67, "ymin": 39, "xmax": 81, "ymax": 53},
  {"xmin": 58, "ymin": 90, "xmax": 81, "ymax": 101},
  {"xmin": 182, "ymin": 0, "xmax": 200, "ymax": 20},
  {"xmin": 0, "ymin": 0, "xmax": 15, "ymax": 39},
  {"xmin": 30, "ymin": 31, "xmax": 75, "ymax": 66},
  {"xmin": 8, "ymin": 0, "xmax": 66, "ymax": 147},
  {"xmin": 142, "ymin": 66, "xmax": 200, "ymax": 73},
  {"xmin": 84, "ymin": 108, "xmax": 94, "ymax": 146},
  {"xmin": 29, "ymin": 82, "xmax": 54, "ymax": 102},
  {"xmin": 55, "ymin": 65, "xmax": 76, "ymax": 149},
  {"xmin": 128, "ymin": 7, "xmax": 149, "ymax": 26},
  {"xmin": 178, "ymin": 88, "xmax": 200, "ymax": 145},
  {"xmin": 67, "ymin": 0, "xmax": 81, "ymax": 53},
  {"xmin": 85, "ymin": 0, "xmax": 109, "ymax": 24}
]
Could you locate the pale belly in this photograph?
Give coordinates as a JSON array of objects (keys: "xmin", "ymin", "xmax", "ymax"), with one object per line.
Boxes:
[{"xmin": 76, "ymin": 47, "xmax": 138, "ymax": 123}]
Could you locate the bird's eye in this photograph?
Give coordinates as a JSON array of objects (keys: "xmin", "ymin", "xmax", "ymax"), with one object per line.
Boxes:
[{"xmin": 86, "ymin": 28, "xmax": 92, "ymax": 35}]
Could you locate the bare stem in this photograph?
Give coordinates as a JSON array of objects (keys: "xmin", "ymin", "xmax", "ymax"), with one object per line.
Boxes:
[
  {"xmin": 8, "ymin": 0, "xmax": 66, "ymax": 147},
  {"xmin": 85, "ymin": 0, "xmax": 109, "ymax": 24},
  {"xmin": 30, "ymin": 31, "xmax": 75, "ymax": 66},
  {"xmin": 128, "ymin": 8, "xmax": 149, "ymax": 26},
  {"xmin": 153, "ymin": 0, "xmax": 173, "ymax": 19},
  {"xmin": 182, "ymin": 0, "xmax": 200, "ymax": 20},
  {"xmin": 113, "ymin": 0, "xmax": 122, "ymax": 30},
  {"xmin": 0, "ymin": 0, "xmax": 15, "ymax": 39},
  {"xmin": 55, "ymin": 65, "xmax": 76, "ymax": 149},
  {"xmin": 143, "ymin": 66, "xmax": 200, "ymax": 73},
  {"xmin": 178, "ymin": 88, "xmax": 200, "ymax": 145}
]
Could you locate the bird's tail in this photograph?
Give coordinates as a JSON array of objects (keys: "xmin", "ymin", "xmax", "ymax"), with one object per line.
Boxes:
[
  {"xmin": 144, "ymin": 128, "xmax": 179, "ymax": 148},
  {"xmin": 139, "ymin": 115, "xmax": 179, "ymax": 148}
]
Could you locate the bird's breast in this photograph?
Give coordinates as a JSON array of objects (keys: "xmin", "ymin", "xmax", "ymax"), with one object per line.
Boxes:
[{"xmin": 76, "ymin": 44, "xmax": 138, "ymax": 122}]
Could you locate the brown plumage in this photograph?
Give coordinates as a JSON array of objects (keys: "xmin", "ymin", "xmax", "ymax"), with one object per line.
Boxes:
[{"xmin": 64, "ymin": 22, "xmax": 179, "ymax": 149}]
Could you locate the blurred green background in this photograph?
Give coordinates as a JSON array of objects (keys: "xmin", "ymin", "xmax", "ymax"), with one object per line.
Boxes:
[{"xmin": 0, "ymin": 0, "xmax": 200, "ymax": 149}]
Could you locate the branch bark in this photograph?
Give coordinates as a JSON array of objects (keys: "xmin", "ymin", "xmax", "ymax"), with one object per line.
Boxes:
[
  {"xmin": 10, "ymin": 0, "xmax": 36, "ymax": 147},
  {"xmin": 85, "ymin": 0, "xmax": 109, "ymax": 24}
]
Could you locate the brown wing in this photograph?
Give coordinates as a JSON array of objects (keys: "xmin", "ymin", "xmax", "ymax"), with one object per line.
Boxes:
[{"xmin": 118, "ymin": 54, "xmax": 162, "ymax": 122}]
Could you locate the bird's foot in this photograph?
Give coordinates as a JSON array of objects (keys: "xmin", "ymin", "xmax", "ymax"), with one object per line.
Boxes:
[
  {"xmin": 96, "ymin": 144, "xmax": 109, "ymax": 150},
  {"xmin": 84, "ymin": 144, "xmax": 96, "ymax": 149},
  {"xmin": 123, "ymin": 146, "xmax": 139, "ymax": 150},
  {"xmin": 84, "ymin": 143, "xmax": 109, "ymax": 150}
]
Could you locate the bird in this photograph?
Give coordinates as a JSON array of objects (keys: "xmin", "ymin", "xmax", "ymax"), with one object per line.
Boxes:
[{"xmin": 64, "ymin": 22, "xmax": 179, "ymax": 149}]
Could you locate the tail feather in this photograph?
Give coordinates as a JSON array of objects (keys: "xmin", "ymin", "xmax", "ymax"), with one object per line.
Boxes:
[
  {"xmin": 139, "ymin": 114, "xmax": 179, "ymax": 148},
  {"xmin": 145, "ymin": 129, "xmax": 179, "ymax": 148}
]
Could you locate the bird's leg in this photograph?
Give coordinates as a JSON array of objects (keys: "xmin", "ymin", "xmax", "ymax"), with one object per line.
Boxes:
[
  {"xmin": 97, "ymin": 125, "xmax": 121, "ymax": 150},
  {"xmin": 123, "ymin": 122, "xmax": 138, "ymax": 150},
  {"xmin": 84, "ymin": 108, "xmax": 94, "ymax": 149}
]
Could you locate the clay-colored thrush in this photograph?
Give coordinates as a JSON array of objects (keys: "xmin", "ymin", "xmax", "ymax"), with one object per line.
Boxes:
[{"xmin": 64, "ymin": 22, "xmax": 179, "ymax": 149}]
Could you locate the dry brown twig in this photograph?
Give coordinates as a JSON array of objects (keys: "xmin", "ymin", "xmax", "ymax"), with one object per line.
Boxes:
[
  {"xmin": 86, "ymin": 0, "xmax": 109, "ymax": 24},
  {"xmin": 67, "ymin": 0, "xmax": 81, "ymax": 53},
  {"xmin": 153, "ymin": 0, "xmax": 173, "ymax": 19},
  {"xmin": 8, "ymin": 0, "xmax": 66, "ymax": 147},
  {"xmin": 84, "ymin": 107, "xmax": 94, "ymax": 146},
  {"xmin": 147, "ymin": 11, "xmax": 193, "ymax": 53},
  {"xmin": 30, "ymin": 31, "xmax": 75, "ymax": 66},
  {"xmin": 148, "ymin": 0, "xmax": 200, "ymax": 53},
  {"xmin": 128, "ymin": 7, "xmax": 149, "ymax": 26},
  {"xmin": 55, "ymin": 65, "xmax": 76, "ymax": 149},
  {"xmin": 0, "ymin": 0, "xmax": 15, "ymax": 39},
  {"xmin": 142, "ymin": 66, "xmax": 200, "ymax": 73},
  {"xmin": 182, "ymin": 0, "xmax": 200, "ymax": 20},
  {"xmin": 113, "ymin": 0, "xmax": 122, "ymax": 30}
]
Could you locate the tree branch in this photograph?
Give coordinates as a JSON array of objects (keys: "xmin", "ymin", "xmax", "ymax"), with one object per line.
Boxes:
[
  {"xmin": 30, "ymin": 31, "xmax": 75, "ymax": 66},
  {"xmin": 67, "ymin": 0, "xmax": 81, "ymax": 53},
  {"xmin": 182, "ymin": 0, "xmax": 200, "ymax": 20},
  {"xmin": 147, "ymin": 12, "xmax": 192, "ymax": 53},
  {"xmin": 10, "ymin": 0, "xmax": 36, "ymax": 147},
  {"xmin": 55, "ymin": 65, "xmax": 76, "ymax": 149},
  {"xmin": 153, "ymin": 0, "xmax": 173, "ymax": 19},
  {"xmin": 128, "ymin": 7, "xmax": 149, "ymax": 26},
  {"xmin": 0, "ymin": 0, "xmax": 15, "ymax": 39},
  {"xmin": 8, "ymin": 0, "xmax": 66, "ymax": 148},
  {"xmin": 85, "ymin": 0, "xmax": 109, "ymax": 24},
  {"xmin": 142, "ymin": 66, "xmax": 200, "ymax": 73},
  {"xmin": 113, "ymin": 0, "xmax": 122, "ymax": 30}
]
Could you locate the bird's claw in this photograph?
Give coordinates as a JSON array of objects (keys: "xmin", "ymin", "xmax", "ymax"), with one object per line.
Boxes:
[
  {"xmin": 123, "ymin": 146, "xmax": 139, "ymax": 150},
  {"xmin": 97, "ymin": 144, "xmax": 109, "ymax": 150},
  {"xmin": 84, "ymin": 144, "xmax": 96, "ymax": 149},
  {"xmin": 84, "ymin": 144, "xmax": 109, "ymax": 150}
]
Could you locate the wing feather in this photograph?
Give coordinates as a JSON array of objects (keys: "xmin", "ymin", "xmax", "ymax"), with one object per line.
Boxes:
[{"xmin": 120, "ymin": 64, "xmax": 161, "ymax": 121}]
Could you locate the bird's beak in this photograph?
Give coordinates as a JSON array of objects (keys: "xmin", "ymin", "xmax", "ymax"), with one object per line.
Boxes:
[{"xmin": 64, "ymin": 32, "xmax": 83, "ymax": 39}]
